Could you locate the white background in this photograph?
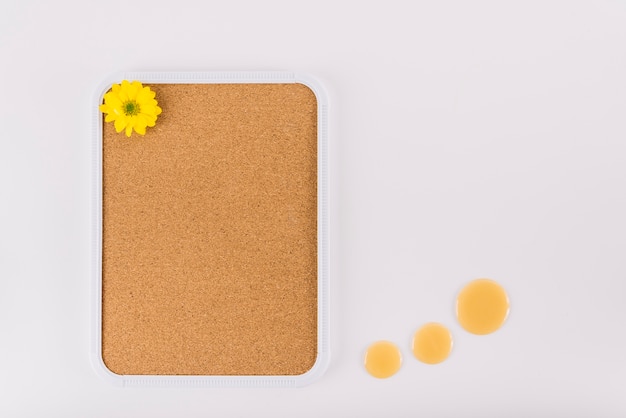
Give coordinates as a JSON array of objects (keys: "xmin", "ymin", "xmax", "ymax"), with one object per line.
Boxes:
[{"xmin": 1, "ymin": 0, "xmax": 625, "ymax": 417}]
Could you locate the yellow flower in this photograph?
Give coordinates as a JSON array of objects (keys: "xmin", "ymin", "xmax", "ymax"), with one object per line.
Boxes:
[{"xmin": 100, "ymin": 80, "xmax": 162, "ymax": 137}]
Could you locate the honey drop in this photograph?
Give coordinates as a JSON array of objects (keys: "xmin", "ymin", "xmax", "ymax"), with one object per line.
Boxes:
[
  {"xmin": 412, "ymin": 323, "xmax": 453, "ymax": 364},
  {"xmin": 364, "ymin": 341, "xmax": 402, "ymax": 378},
  {"xmin": 456, "ymin": 279, "xmax": 510, "ymax": 335}
]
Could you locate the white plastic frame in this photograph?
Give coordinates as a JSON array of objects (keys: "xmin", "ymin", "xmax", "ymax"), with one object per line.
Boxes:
[{"xmin": 91, "ymin": 72, "xmax": 330, "ymax": 388}]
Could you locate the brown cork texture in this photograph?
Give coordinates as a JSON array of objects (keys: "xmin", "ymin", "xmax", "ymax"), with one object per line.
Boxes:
[{"xmin": 101, "ymin": 83, "xmax": 318, "ymax": 376}]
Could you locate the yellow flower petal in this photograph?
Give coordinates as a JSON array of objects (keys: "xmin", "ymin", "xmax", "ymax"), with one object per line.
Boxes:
[
  {"xmin": 140, "ymin": 104, "xmax": 157, "ymax": 114},
  {"xmin": 118, "ymin": 81, "xmax": 131, "ymax": 101},
  {"xmin": 134, "ymin": 120, "xmax": 147, "ymax": 135},
  {"xmin": 136, "ymin": 86, "xmax": 154, "ymax": 103},
  {"xmin": 104, "ymin": 92, "xmax": 122, "ymax": 108},
  {"xmin": 128, "ymin": 81, "xmax": 142, "ymax": 100},
  {"xmin": 135, "ymin": 113, "xmax": 148, "ymax": 125},
  {"xmin": 141, "ymin": 112, "xmax": 158, "ymax": 126},
  {"xmin": 114, "ymin": 116, "xmax": 126, "ymax": 133}
]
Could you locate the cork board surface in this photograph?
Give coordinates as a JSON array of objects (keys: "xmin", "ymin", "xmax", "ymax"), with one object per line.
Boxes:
[{"xmin": 101, "ymin": 83, "xmax": 318, "ymax": 376}]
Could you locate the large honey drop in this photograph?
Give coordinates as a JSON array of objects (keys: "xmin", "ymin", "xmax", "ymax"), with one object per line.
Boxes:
[
  {"xmin": 456, "ymin": 278, "xmax": 510, "ymax": 335},
  {"xmin": 412, "ymin": 323, "xmax": 453, "ymax": 364},
  {"xmin": 364, "ymin": 341, "xmax": 402, "ymax": 378}
]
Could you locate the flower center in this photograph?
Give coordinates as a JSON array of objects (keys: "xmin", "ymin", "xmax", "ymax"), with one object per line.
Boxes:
[{"xmin": 123, "ymin": 100, "xmax": 141, "ymax": 116}]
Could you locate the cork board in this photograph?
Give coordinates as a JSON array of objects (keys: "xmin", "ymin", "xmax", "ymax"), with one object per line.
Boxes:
[{"xmin": 100, "ymin": 82, "xmax": 319, "ymax": 377}]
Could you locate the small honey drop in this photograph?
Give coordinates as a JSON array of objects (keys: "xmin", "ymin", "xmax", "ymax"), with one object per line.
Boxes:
[
  {"xmin": 412, "ymin": 323, "xmax": 453, "ymax": 364},
  {"xmin": 364, "ymin": 341, "xmax": 402, "ymax": 378},
  {"xmin": 456, "ymin": 278, "xmax": 510, "ymax": 335}
]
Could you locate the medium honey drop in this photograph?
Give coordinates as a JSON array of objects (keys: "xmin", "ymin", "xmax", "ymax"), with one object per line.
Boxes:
[
  {"xmin": 412, "ymin": 323, "xmax": 453, "ymax": 364},
  {"xmin": 364, "ymin": 341, "xmax": 402, "ymax": 378},
  {"xmin": 456, "ymin": 278, "xmax": 510, "ymax": 335}
]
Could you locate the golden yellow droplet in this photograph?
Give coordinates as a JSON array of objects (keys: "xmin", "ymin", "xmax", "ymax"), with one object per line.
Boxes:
[
  {"xmin": 456, "ymin": 278, "xmax": 510, "ymax": 335},
  {"xmin": 412, "ymin": 323, "xmax": 453, "ymax": 364},
  {"xmin": 364, "ymin": 341, "xmax": 402, "ymax": 378}
]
